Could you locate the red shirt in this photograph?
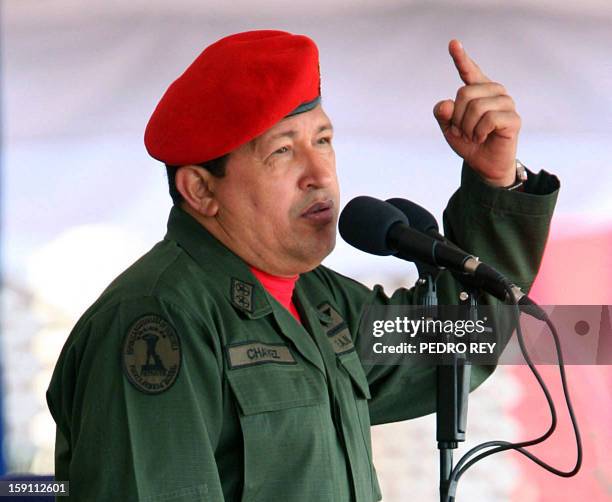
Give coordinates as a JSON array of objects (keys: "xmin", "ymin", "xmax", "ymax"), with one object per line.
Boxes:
[{"xmin": 249, "ymin": 267, "xmax": 301, "ymax": 323}]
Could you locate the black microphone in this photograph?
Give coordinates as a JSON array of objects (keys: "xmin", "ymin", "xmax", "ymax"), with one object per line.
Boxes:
[
  {"xmin": 337, "ymin": 195, "xmax": 407, "ymax": 256},
  {"xmin": 340, "ymin": 196, "xmax": 489, "ymax": 276},
  {"xmin": 386, "ymin": 196, "xmax": 488, "ymax": 286},
  {"xmin": 339, "ymin": 196, "xmax": 546, "ymax": 320},
  {"xmin": 385, "ymin": 197, "xmax": 546, "ymax": 320},
  {"xmin": 386, "ymin": 198, "xmax": 441, "ymax": 238},
  {"xmin": 385, "ymin": 198, "xmax": 447, "ymax": 278}
]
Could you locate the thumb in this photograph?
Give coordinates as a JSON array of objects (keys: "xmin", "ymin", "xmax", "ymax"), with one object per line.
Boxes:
[{"xmin": 433, "ymin": 99, "xmax": 454, "ymax": 133}]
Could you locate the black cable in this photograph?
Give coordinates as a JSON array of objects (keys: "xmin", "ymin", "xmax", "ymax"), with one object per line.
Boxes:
[
  {"xmin": 454, "ymin": 314, "xmax": 582, "ymax": 478},
  {"xmin": 450, "ymin": 298, "xmax": 557, "ymax": 472},
  {"xmin": 445, "ymin": 282, "xmax": 583, "ymax": 500}
]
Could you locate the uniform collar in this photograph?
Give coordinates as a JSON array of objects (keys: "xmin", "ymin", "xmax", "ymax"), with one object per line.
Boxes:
[{"xmin": 164, "ymin": 205, "xmax": 273, "ymax": 318}]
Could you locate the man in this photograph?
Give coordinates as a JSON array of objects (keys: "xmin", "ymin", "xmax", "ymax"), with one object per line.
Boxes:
[{"xmin": 47, "ymin": 30, "xmax": 559, "ymax": 501}]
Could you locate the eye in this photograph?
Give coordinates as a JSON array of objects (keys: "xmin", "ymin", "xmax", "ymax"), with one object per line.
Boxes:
[
  {"xmin": 274, "ymin": 146, "xmax": 290, "ymax": 155},
  {"xmin": 317, "ymin": 136, "xmax": 332, "ymax": 145}
]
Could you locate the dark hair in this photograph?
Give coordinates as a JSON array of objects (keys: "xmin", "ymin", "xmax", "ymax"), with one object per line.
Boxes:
[{"xmin": 165, "ymin": 154, "xmax": 230, "ymax": 205}]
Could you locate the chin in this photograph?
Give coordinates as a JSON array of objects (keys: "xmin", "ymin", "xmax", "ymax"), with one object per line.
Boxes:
[
  {"xmin": 325, "ymin": 234, "xmax": 337, "ymax": 257},
  {"xmin": 301, "ymin": 239, "xmax": 336, "ymax": 273}
]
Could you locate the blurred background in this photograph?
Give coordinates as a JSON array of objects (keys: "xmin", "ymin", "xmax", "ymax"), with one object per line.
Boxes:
[{"xmin": 2, "ymin": 0, "xmax": 611, "ymax": 500}]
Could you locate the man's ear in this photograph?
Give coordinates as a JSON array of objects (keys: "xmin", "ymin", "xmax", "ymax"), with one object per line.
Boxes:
[{"xmin": 174, "ymin": 165, "xmax": 219, "ymax": 216}]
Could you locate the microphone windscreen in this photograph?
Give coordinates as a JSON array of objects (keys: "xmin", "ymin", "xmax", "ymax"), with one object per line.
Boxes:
[
  {"xmin": 338, "ymin": 196, "xmax": 408, "ymax": 255},
  {"xmin": 386, "ymin": 198, "xmax": 439, "ymax": 235}
]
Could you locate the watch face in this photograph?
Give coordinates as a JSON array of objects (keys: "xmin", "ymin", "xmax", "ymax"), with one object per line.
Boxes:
[{"xmin": 516, "ymin": 159, "xmax": 528, "ymax": 181}]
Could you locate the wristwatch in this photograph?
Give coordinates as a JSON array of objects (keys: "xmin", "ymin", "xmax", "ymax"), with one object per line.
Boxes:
[{"xmin": 504, "ymin": 159, "xmax": 528, "ymax": 191}]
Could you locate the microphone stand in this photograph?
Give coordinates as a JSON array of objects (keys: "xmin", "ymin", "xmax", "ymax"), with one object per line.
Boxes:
[{"xmin": 436, "ymin": 286, "xmax": 478, "ymax": 502}]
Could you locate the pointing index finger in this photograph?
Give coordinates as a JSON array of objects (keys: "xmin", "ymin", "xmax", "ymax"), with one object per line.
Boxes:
[{"xmin": 449, "ymin": 39, "xmax": 490, "ymax": 85}]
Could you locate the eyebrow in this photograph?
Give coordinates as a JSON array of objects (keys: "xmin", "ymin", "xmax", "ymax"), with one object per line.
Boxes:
[{"xmin": 265, "ymin": 123, "xmax": 334, "ymax": 142}]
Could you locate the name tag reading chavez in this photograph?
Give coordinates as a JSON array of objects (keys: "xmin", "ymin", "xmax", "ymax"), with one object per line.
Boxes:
[{"xmin": 227, "ymin": 342, "xmax": 296, "ymax": 369}]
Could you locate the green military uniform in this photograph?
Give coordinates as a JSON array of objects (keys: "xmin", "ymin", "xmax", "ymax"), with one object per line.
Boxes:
[{"xmin": 47, "ymin": 165, "xmax": 559, "ymax": 501}]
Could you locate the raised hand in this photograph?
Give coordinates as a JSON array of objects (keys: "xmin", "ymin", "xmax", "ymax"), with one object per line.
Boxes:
[{"xmin": 433, "ymin": 40, "xmax": 520, "ymax": 187}]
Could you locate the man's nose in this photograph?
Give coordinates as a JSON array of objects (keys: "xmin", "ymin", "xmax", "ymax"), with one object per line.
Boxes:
[{"xmin": 299, "ymin": 148, "xmax": 334, "ymax": 190}]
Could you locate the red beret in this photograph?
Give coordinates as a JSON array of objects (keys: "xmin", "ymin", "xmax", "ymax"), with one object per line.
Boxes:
[{"xmin": 144, "ymin": 30, "xmax": 321, "ymax": 165}]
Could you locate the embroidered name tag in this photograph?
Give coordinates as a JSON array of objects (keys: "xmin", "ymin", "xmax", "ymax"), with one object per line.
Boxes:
[
  {"xmin": 328, "ymin": 328, "xmax": 355, "ymax": 355},
  {"xmin": 318, "ymin": 303, "xmax": 355, "ymax": 355},
  {"xmin": 227, "ymin": 342, "xmax": 296, "ymax": 369}
]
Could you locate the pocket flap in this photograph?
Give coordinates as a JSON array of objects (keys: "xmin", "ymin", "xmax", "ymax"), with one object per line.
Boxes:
[
  {"xmin": 227, "ymin": 365, "xmax": 320, "ymax": 415},
  {"xmin": 337, "ymin": 351, "xmax": 371, "ymax": 400}
]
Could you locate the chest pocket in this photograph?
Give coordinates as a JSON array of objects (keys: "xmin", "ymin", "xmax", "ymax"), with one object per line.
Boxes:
[
  {"xmin": 226, "ymin": 363, "xmax": 332, "ymax": 502},
  {"xmin": 226, "ymin": 364, "xmax": 320, "ymax": 415}
]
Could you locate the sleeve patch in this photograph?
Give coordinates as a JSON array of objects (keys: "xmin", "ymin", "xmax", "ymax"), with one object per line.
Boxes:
[{"xmin": 122, "ymin": 314, "xmax": 182, "ymax": 394}]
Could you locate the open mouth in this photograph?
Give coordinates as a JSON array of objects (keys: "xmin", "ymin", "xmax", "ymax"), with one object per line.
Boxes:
[{"xmin": 302, "ymin": 200, "xmax": 334, "ymax": 223}]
